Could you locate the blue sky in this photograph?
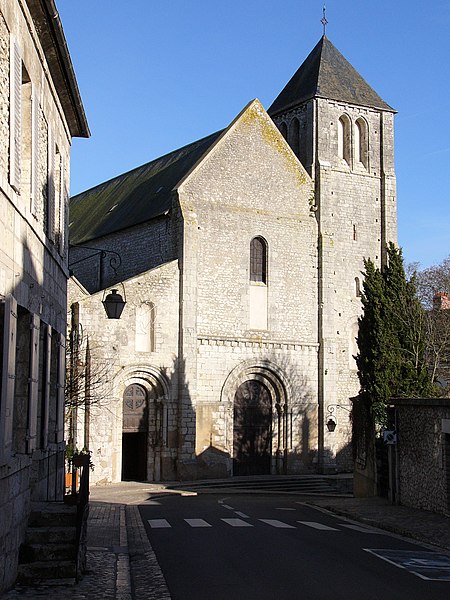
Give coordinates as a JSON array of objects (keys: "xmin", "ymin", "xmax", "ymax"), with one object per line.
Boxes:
[{"xmin": 57, "ymin": 0, "xmax": 450, "ymax": 268}]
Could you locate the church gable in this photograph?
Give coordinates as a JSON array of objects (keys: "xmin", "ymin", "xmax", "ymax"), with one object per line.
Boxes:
[
  {"xmin": 176, "ymin": 100, "xmax": 318, "ymax": 342},
  {"xmin": 177, "ymin": 99, "xmax": 314, "ymax": 218}
]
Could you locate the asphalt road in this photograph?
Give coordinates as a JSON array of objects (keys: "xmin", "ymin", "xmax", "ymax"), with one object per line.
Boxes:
[{"xmin": 139, "ymin": 494, "xmax": 450, "ymax": 600}]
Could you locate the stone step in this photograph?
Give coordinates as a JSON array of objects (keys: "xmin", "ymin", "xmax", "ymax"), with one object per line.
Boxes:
[
  {"xmin": 17, "ymin": 560, "xmax": 76, "ymax": 584},
  {"xmin": 19, "ymin": 542, "xmax": 77, "ymax": 563},
  {"xmin": 28, "ymin": 502, "xmax": 77, "ymax": 528},
  {"xmin": 25, "ymin": 525, "xmax": 77, "ymax": 545}
]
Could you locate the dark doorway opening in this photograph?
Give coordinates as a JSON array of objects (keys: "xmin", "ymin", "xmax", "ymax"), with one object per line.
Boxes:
[
  {"xmin": 233, "ymin": 380, "xmax": 272, "ymax": 476},
  {"xmin": 122, "ymin": 432, "xmax": 147, "ymax": 481},
  {"xmin": 122, "ymin": 383, "xmax": 148, "ymax": 481}
]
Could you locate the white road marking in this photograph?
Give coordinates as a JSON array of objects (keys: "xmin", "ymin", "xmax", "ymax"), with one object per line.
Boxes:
[
  {"xmin": 147, "ymin": 519, "xmax": 171, "ymax": 528},
  {"xmin": 184, "ymin": 519, "xmax": 212, "ymax": 528},
  {"xmin": 340, "ymin": 524, "xmax": 383, "ymax": 534},
  {"xmin": 275, "ymin": 508, "xmax": 296, "ymax": 511},
  {"xmin": 222, "ymin": 504, "xmax": 234, "ymax": 510},
  {"xmin": 298, "ymin": 521, "xmax": 339, "ymax": 531},
  {"xmin": 234, "ymin": 511, "xmax": 250, "ymax": 519},
  {"xmin": 222, "ymin": 518, "xmax": 254, "ymax": 527},
  {"xmin": 259, "ymin": 519, "xmax": 296, "ymax": 529}
]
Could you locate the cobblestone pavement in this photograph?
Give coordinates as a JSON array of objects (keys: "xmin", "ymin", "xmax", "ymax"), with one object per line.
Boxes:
[
  {"xmin": 3, "ymin": 497, "xmax": 171, "ymax": 599},
  {"xmin": 3, "ymin": 479, "xmax": 449, "ymax": 598}
]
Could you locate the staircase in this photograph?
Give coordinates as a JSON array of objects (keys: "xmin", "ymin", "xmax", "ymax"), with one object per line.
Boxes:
[
  {"xmin": 167, "ymin": 474, "xmax": 353, "ymax": 495},
  {"xmin": 17, "ymin": 502, "xmax": 78, "ymax": 585}
]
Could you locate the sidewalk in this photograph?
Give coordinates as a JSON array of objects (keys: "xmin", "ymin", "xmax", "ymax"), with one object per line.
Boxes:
[{"xmin": 3, "ymin": 481, "xmax": 450, "ymax": 598}]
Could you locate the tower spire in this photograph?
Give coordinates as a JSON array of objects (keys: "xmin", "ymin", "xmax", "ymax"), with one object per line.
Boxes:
[{"xmin": 321, "ymin": 3, "xmax": 328, "ymax": 35}]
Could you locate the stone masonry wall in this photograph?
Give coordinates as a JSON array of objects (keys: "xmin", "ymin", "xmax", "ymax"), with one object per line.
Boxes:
[
  {"xmin": 177, "ymin": 100, "xmax": 320, "ymax": 476},
  {"xmin": 68, "ymin": 260, "xmax": 180, "ymax": 484},
  {"xmin": 394, "ymin": 398, "xmax": 450, "ymax": 514}
]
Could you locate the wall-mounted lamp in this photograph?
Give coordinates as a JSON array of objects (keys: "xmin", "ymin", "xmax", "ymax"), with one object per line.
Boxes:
[
  {"xmin": 102, "ymin": 288, "xmax": 126, "ymax": 319},
  {"xmin": 326, "ymin": 404, "xmax": 351, "ymax": 433}
]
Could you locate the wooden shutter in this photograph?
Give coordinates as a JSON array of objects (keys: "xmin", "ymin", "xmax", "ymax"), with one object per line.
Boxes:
[
  {"xmin": 41, "ymin": 324, "xmax": 51, "ymax": 449},
  {"xmin": 58, "ymin": 155, "xmax": 66, "ymax": 255},
  {"xmin": 30, "ymin": 85, "xmax": 39, "ymax": 215},
  {"xmin": 47, "ymin": 126, "xmax": 55, "ymax": 241},
  {"xmin": 56, "ymin": 333, "xmax": 65, "ymax": 443},
  {"xmin": 9, "ymin": 38, "xmax": 21, "ymax": 191},
  {"xmin": 0, "ymin": 296, "xmax": 17, "ymax": 463},
  {"xmin": 27, "ymin": 314, "xmax": 40, "ymax": 452}
]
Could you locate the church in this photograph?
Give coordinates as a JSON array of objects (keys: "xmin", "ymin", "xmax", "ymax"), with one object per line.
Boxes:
[{"xmin": 68, "ymin": 35, "xmax": 397, "ymax": 484}]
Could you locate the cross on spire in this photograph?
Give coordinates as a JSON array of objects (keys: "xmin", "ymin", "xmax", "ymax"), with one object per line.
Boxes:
[{"xmin": 321, "ymin": 3, "xmax": 328, "ymax": 35}]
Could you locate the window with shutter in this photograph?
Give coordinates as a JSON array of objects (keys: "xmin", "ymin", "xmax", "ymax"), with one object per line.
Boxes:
[
  {"xmin": 9, "ymin": 38, "xmax": 22, "ymax": 191},
  {"xmin": 30, "ymin": 85, "xmax": 40, "ymax": 215},
  {"xmin": 46, "ymin": 127, "xmax": 55, "ymax": 241},
  {"xmin": 27, "ymin": 315, "xmax": 40, "ymax": 453},
  {"xmin": 56, "ymin": 333, "xmax": 65, "ymax": 444},
  {"xmin": 0, "ymin": 297, "xmax": 17, "ymax": 463}
]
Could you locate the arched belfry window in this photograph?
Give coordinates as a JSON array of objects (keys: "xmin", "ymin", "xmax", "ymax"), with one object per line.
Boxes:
[
  {"xmin": 355, "ymin": 117, "xmax": 368, "ymax": 168},
  {"xmin": 337, "ymin": 115, "xmax": 351, "ymax": 165},
  {"xmin": 250, "ymin": 237, "xmax": 267, "ymax": 284},
  {"xmin": 278, "ymin": 121, "xmax": 288, "ymax": 141},
  {"xmin": 289, "ymin": 118, "xmax": 300, "ymax": 157}
]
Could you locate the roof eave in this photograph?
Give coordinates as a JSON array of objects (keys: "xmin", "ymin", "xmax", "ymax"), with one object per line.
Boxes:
[
  {"xmin": 269, "ymin": 94, "xmax": 396, "ymax": 118},
  {"xmin": 26, "ymin": 0, "xmax": 90, "ymax": 138}
]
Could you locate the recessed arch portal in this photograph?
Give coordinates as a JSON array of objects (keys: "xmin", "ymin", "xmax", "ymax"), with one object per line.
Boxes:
[{"xmin": 221, "ymin": 361, "xmax": 291, "ymax": 476}]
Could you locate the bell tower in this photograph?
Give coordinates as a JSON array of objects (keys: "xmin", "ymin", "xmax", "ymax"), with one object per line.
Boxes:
[{"xmin": 268, "ymin": 36, "xmax": 397, "ymax": 470}]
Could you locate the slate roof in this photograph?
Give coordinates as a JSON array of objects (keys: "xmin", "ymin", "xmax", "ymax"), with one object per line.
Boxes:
[
  {"xmin": 69, "ymin": 131, "xmax": 222, "ymax": 245},
  {"xmin": 269, "ymin": 36, "xmax": 394, "ymax": 116}
]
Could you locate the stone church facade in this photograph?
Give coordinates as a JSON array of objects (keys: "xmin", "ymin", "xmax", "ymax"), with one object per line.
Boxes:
[{"xmin": 69, "ymin": 36, "xmax": 396, "ymax": 483}]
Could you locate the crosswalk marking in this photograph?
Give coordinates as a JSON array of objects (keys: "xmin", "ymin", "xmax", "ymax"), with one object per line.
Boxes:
[
  {"xmin": 340, "ymin": 524, "xmax": 383, "ymax": 534},
  {"xmin": 148, "ymin": 519, "xmax": 171, "ymax": 528},
  {"xmin": 221, "ymin": 518, "xmax": 254, "ymax": 527},
  {"xmin": 184, "ymin": 519, "xmax": 211, "ymax": 528},
  {"xmin": 234, "ymin": 511, "xmax": 250, "ymax": 519},
  {"xmin": 298, "ymin": 521, "xmax": 339, "ymax": 531},
  {"xmin": 259, "ymin": 519, "xmax": 296, "ymax": 529}
]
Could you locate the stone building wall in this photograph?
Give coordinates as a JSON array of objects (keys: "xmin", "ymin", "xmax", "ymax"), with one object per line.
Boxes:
[
  {"xmin": 392, "ymin": 398, "xmax": 450, "ymax": 514},
  {"xmin": 273, "ymin": 96, "xmax": 396, "ymax": 471},
  {"xmin": 68, "ymin": 260, "xmax": 180, "ymax": 484},
  {"xmin": 69, "ymin": 214, "xmax": 175, "ymax": 293},
  {"xmin": 0, "ymin": 1, "xmax": 87, "ymax": 593},
  {"xmin": 176, "ymin": 100, "xmax": 320, "ymax": 477}
]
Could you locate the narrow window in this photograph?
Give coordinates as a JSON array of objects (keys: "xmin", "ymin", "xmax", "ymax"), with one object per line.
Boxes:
[
  {"xmin": 355, "ymin": 118, "xmax": 368, "ymax": 169},
  {"xmin": 338, "ymin": 115, "xmax": 351, "ymax": 165},
  {"xmin": 250, "ymin": 237, "xmax": 267, "ymax": 284},
  {"xmin": 353, "ymin": 224, "xmax": 357, "ymax": 241},
  {"xmin": 289, "ymin": 118, "xmax": 300, "ymax": 157},
  {"xmin": 355, "ymin": 277, "xmax": 361, "ymax": 297},
  {"xmin": 278, "ymin": 121, "xmax": 288, "ymax": 141}
]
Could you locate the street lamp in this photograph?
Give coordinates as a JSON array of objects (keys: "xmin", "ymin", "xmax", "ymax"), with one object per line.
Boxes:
[
  {"xmin": 102, "ymin": 289, "xmax": 126, "ymax": 319},
  {"xmin": 326, "ymin": 404, "xmax": 351, "ymax": 432}
]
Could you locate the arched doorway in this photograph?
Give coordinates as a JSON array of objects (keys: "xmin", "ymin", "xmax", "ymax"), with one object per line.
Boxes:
[
  {"xmin": 233, "ymin": 380, "xmax": 272, "ymax": 476},
  {"xmin": 122, "ymin": 383, "xmax": 148, "ymax": 481}
]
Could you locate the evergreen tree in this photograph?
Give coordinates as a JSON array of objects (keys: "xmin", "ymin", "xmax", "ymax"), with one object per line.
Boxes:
[{"xmin": 355, "ymin": 243, "xmax": 433, "ymax": 431}]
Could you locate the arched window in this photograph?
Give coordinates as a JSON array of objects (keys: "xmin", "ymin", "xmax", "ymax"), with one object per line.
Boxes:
[
  {"xmin": 355, "ymin": 117, "xmax": 368, "ymax": 168},
  {"xmin": 250, "ymin": 237, "xmax": 267, "ymax": 284},
  {"xmin": 289, "ymin": 118, "xmax": 300, "ymax": 157},
  {"xmin": 337, "ymin": 115, "xmax": 351, "ymax": 165},
  {"xmin": 278, "ymin": 121, "xmax": 288, "ymax": 141}
]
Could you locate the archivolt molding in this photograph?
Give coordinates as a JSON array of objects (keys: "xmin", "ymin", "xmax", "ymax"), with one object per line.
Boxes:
[
  {"xmin": 221, "ymin": 359, "xmax": 291, "ymax": 409},
  {"xmin": 115, "ymin": 365, "xmax": 171, "ymax": 403}
]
